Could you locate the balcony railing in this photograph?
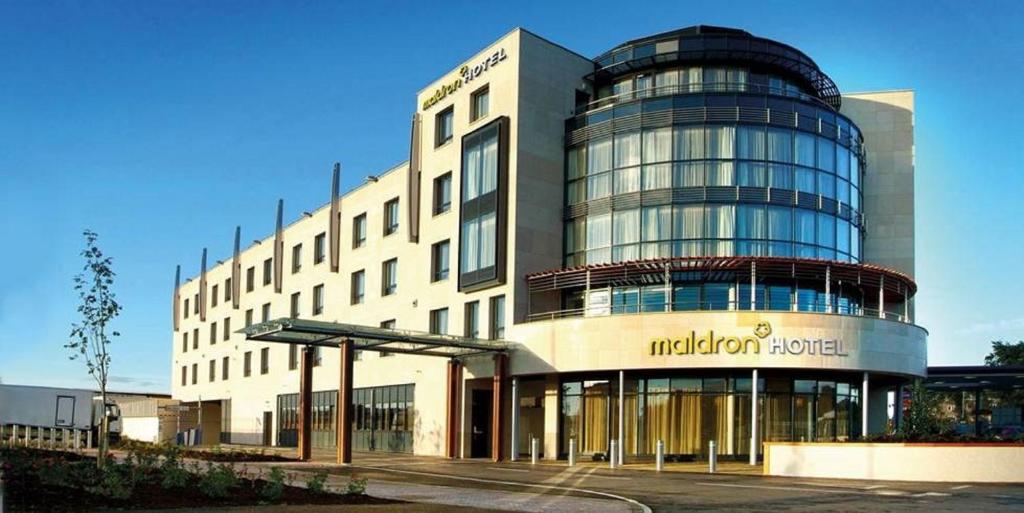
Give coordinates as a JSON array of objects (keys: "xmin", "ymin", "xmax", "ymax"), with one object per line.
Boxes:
[
  {"xmin": 576, "ymin": 82, "xmax": 836, "ymax": 117},
  {"xmin": 526, "ymin": 299, "xmax": 910, "ymax": 324}
]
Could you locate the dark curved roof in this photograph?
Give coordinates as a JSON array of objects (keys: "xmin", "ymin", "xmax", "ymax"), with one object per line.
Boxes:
[{"xmin": 592, "ymin": 25, "xmax": 843, "ymax": 110}]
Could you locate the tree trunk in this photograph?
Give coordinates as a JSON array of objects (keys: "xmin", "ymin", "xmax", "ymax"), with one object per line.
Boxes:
[{"xmin": 98, "ymin": 388, "xmax": 108, "ymax": 469}]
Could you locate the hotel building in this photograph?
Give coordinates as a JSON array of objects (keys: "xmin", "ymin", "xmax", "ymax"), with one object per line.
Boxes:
[{"xmin": 170, "ymin": 25, "xmax": 924, "ymax": 462}]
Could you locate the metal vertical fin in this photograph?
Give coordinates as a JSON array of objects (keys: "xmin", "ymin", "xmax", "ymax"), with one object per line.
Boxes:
[
  {"xmin": 329, "ymin": 163, "xmax": 341, "ymax": 273},
  {"xmin": 199, "ymin": 248, "xmax": 208, "ymax": 322},
  {"xmin": 172, "ymin": 265, "xmax": 181, "ymax": 331},
  {"xmin": 231, "ymin": 226, "xmax": 241, "ymax": 309},
  {"xmin": 274, "ymin": 199, "xmax": 284, "ymax": 293},
  {"xmin": 407, "ymin": 113, "xmax": 422, "ymax": 243}
]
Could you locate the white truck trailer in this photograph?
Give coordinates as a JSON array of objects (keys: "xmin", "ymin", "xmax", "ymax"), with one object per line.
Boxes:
[{"xmin": 0, "ymin": 384, "xmax": 122, "ymax": 444}]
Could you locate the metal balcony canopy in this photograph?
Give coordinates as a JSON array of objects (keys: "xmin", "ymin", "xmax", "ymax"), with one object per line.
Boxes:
[{"xmin": 240, "ymin": 318, "xmax": 508, "ymax": 358}]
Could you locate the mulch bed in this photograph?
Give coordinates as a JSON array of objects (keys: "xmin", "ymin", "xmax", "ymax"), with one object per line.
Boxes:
[{"xmin": 180, "ymin": 448, "xmax": 295, "ymax": 462}]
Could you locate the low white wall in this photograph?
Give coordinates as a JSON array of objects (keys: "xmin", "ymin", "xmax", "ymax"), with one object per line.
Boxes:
[
  {"xmin": 765, "ymin": 442, "xmax": 1024, "ymax": 483},
  {"xmin": 121, "ymin": 417, "xmax": 160, "ymax": 444}
]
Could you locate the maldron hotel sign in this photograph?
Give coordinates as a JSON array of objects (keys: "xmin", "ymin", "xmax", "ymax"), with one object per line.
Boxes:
[
  {"xmin": 649, "ymin": 321, "xmax": 850, "ymax": 357},
  {"xmin": 422, "ymin": 48, "xmax": 507, "ymax": 110}
]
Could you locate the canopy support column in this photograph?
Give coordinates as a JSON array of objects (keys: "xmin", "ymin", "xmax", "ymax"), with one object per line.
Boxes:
[
  {"xmin": 491, "ymin": 353, "xmax": 508, "ymax": 462},
  {"xmin": 445, "ymin": 359, "xmax": 462, "ymax": 459},
  {"xmin": 510, "ymin": 376, "xmax": 519, "ymax": 461},
  {"xmin": 298, "ymin": 346, "xmax": 314, "ymax": 460},
  {"xmin": 861, "ymin": 372, "xmax": 869, "ymax": 438},
  {"xmin": 750, "ymin": 368, "xmax": 759, "ymax": 465},
  {"xmin": 337, "ymin": 339, "xmax": 354, "ymax": 464}
]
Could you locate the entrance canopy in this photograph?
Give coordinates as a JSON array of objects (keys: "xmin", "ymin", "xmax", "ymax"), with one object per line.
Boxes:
[{"xmin": 241, "ymin": 318, "xmax": 508, "ymax": 358}]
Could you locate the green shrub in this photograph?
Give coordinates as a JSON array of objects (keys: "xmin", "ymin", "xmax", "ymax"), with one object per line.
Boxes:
[
  {"xmin": 306, "ymin": 470, "xmax": 330, "ymax": 495},
  {"xmin": 198, "ymin": 462, "xmax": 239, "ymax": 499},
  {"xmin": 261, "ymin": 467, "xmax": 286, "ymax": 502},
  {"xmin": 87, "ymin": 463, "xmax": 134, "ymax": 500},
  {"xmin": 346, "ymin": 475, "xmax": 367, "ymax": 495},
  {"xmin": 159, "ymin": 453, "xmax": 190, "ymax": 490}
]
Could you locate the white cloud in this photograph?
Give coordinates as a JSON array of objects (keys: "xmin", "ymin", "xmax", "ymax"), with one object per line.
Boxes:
[{"xmin": 955, "ymin": 317, "xmax": 1024, "ymax": 336}]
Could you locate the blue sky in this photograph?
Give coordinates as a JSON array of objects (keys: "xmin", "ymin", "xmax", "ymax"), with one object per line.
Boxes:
[{"xmin": 1, "ymin": 1, "xmax": 1022, "ymax": 392}]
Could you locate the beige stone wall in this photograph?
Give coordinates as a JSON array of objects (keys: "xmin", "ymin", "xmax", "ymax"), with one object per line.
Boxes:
[{"xmin": 841, "ymin": 91, "xmax": 915, "ymax": 280}]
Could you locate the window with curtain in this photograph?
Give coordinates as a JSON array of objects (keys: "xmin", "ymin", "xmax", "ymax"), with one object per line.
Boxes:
[
  {"xmin": 635, "ymin": 74, "xmax": 653, "ymax": 98},
  {"xmin": 643, "ymin": 164, "xmax": 672, "ymax": 190},
  {"xmin": 737, "ymin": 163, "xmax": 767, "ymax": 187},
  {"xmin": 460, "ymin": 119, "xmax": 504, "ymax": 289},
  {"xmin": 656, "ymin": 70, "xmax": 679, "ymax": 94},
  {"xmin": 770, "ymin": 164, "xmax": 793, "ymax": 189},
  {"xmin": 614, "ymin": 167, "xmax": 640, "ymax": 194},
  {"xmin": 818, "ymin": 171, "xmax": 836, "ymax": 199},
  {"xmin": 674, "ymin": 162, "xmax": 704, "ymax": 187},
  {"xmin": 612, "ymin": 287, "xmax": 639, "ymax": 314},
  {"xmin": 794, "ymin": 132, "xmax": 816, "ymax": 168},
  {"xmin": 614, "ymin": 132, "xmax": 640, "ymax": 168},
  {"xmin": 817, "ymin": 138, "xmax": 835, "ymax": 173},
  {"xmin": 612, "ymin": 209, "xmax": 640, "ymax": 262},
  {"xmin": 706, "ymin": 125, "xmax": 735, "ymax": 186},
  {"xmin": 642, "ymin": 127, "xmax": 672, "ymax": 163},
  {"xmin": 642, "ymin": 206, "xmax": 672, "ymax": 241},
  {"xmin": 674, "ymin": 205, "xmax": 703, "ymax": 239},
  {"xmin": 795, "ymin": 209, "xmax": 816, "ymax": 257},
  {"xmin": 837, "ymin": 220, "xmax": 851, "ymax": 257},
  {"xmin": 587, "ymin": 172, "xmax": 611, "ymax": 199},
  {"xmin": 704, "ymin": 205, "xmax": 735, "ymax": 256},
  {"xmin": 795, "ymin": 167, "xmax": 816, "ymax": 194},
  {"xmin": 767, "ymin": 128, "xmax": 793, "ymax": 163},
  {"xmin": 817, "ymin": 213, "xmax": 836, "ymax": 250},
  {"xmin": 588, "ymin": 136, "xmax": 612, "ymax": 174},
  {"xmin": 836, "ymin": 145, "xmax": 851, "ymax": 181},
  {"xmin": 681, "ymin": 66, "xmax": 702, "ymax": 92},
  {"xmin": 674, "ymin": 125, "xmax": 705, "ymax": 160},
  {"xmin": 737, "ymin": 205, "xmax": 766, "ymax": 239},
  {"xmin": 586, "ymin": 213, "xmax": 611, "ymax": 264},
  {"xmin": 737, "ymin": 125, "xmax": 766, "ymax": 160},
  {"xmin": 613, "ymin": 78, "xmax": 633, "ymax": 100},
  {"xmin": 568, "ymin": 145, "xmax": 587, "ymax": 180}
]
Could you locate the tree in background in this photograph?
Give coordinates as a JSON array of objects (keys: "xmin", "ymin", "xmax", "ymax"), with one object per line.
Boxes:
[
  {"xmin": 66, "ymin": 230, "xmax": 122, "ymax": 468},
  {"xmin": 898, "ymin": 379, "xmax": 940, "ymax": 439},
  {"xmin": 985, "ymin": 340, "xmax": 1024, "ymax": 366}
]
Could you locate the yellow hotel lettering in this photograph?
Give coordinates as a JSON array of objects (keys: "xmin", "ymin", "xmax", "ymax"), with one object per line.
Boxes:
[{"xmin": 650, "ymin": 330, "xmax": 761, "ymax": 356}]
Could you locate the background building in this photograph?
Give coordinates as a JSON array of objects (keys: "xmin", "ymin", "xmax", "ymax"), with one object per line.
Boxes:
[{"xmin": 171, "ymin": 25, "xmax": 923, "ymax": 462}]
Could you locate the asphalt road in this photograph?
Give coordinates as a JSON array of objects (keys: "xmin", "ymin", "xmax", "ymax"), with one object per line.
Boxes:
[{"xmin": 279, "ymin": 453, "xmax": 1024, "ymax": 513}]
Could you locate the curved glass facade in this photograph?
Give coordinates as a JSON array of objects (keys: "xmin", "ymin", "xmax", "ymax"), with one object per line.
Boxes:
[{"xmin": 565, "ymin": 94, "xmax": 864, "ymax": 267}]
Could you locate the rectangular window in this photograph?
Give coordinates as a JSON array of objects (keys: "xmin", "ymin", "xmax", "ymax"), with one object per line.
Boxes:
[
  {"xmin": 459, "ymin": 117, "xmax": 507, "ymax": 290},
  {"xmin": 436, "ymin": 106, "xmax": 454, "ymax": 147},
  {"xmin": 384, "ymin": 198, "xmax": 399, "ymax": 236},
  {"xmin": 382, "ymin": 259, "xmax": 397, "ymax": 296},
  {"xmin": 261, "ymin": 303, "xmax": 271, "ymax": 323},
  {"xmin": 352, "ymin": 214, "xmax": 367, "ymax": 248},
  {"xmin": 351, "ymin": 271, "xmax": 365, "ymax": 304},
  {"xmin": 313, "ymin": 284, "xmax": 324, "ymax": 315},
  {"xmin": 263, "ymin": 258, "xmax": 272, "ymax": 286},
  {"xmin": 210, "ymin": 322, "xmax": 217, "ymax": 344},
  {"xmin": 291, "ymin": 243, "xmax": 302, "ymax": 273},
  {"xmin": 431, "ymin": 240, "xmax": 450, "ymax": 282},
  {"xmin": 209, "ymin": 360, "xmax": 216, "ymax": 382},
  {"xmin": 193, "ymin": 294, "xmax": 199, "ymax": 314},
  {"xmin": 222, "ymin": 357, "xmax": 229, "ymax": 380},
  {"xmin": 290, "ymin": 292, "xmax": 300, "ymax": 317},
  {"xmin": 223, "ymin": 317, "xmax": 230, "ymax": 341},
  {"xmin": 489, "ymin": 295, "xmax": 505, "ymax": 339},
  {"xmin": 433, "ymin": 172, "xmax": 452, "ymax": 215},
  {"xmin": 260, "ymin": 347, "xmax": 269, "ymax": 375},
  {"xmin": 471, "ymin": 86, "xmax": 489, "ymax": 122},
  {"xmin": 429, "ymin": 308, "xmax": 449, "ymax": 335},
  {"xmin": 183, "ymin": 298, "xmax": 189, "ymax": 319},
  {"xmin": 182, "ymin": 332, "xmax": 188, "ymax": 353},
  {"xmin": 464, "ymin": 301, "xmax": 479, "ymax": 338},
  {"xmin": 245, "ymin": 309, "xmax": 253, "ymax": 327},
  {"xmin": 314, "ymin": 232, "xmax": 326, "ymax": 264},
  {"xmin": 224, "ymin": 278, "xmax": 232, "ymax": 301},
  {"xmin": 246, "ymin": 267, "xmax": 255, "ymax": 292},
  {"xmin": 181, "ymin": 366, "xmax": 187, "ymax": 386},
  {"xmin": 211, "ymin": 284, "xmax": 219, "ymax": 307},
  {"xmin": 191, "ymin": 363, "xmax": 197, "ymax": 385},
  {"xmin": 192, "ymin": 328, "xmax": 198, "ymax": 350},
  {"xmin": 243, "ymin": 351, "xmax": 252, "ymax": 377},
  {"xmin": 289, "ymin": 344, "xmax": 298, "ymax": 371},
  {"xmin": 379, "ymin": 320, "xmax": 395, "ymax": 357}
]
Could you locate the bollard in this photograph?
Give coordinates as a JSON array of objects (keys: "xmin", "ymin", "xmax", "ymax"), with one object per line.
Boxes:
[
  {"xmin": 49, "ymin": 428, "xmax": 55, "ymax": 450},
  {"xmin": 11, "ymin": 426, "xmax": 17, "ymax": 447},
  {"xmin": 708, "ymin": 440, "xmax": 717, "ymax": 473},
  {"xmin": 609, "ymin": 439, "xmax": 618, "ymax": 469},
  {"xmin": 655, "ymin": 439, "xmax": 664, "ymax": 472},
  {"xmin": 36, "ymin": 427, "xmax": 43, "ymax": 449},
  {"xmin": 87, "ymin": 429, "xmax": 93, "ymax": 450},
  {"xmin": 568, "ymin": 438, "xmax": 576, "ymax": 467},
  {"xmin": 531, "ymin": 437, "xmax": 539, "ymax": 465},
  {"xmin": 74, "ymin": 430, "xmax": 80, "ymax": 451},
  {"xmin": 62, "ymin": 429, "xmax": 68, "ymax": 450}
]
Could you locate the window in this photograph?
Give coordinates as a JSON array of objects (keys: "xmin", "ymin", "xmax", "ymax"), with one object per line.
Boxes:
[
  {"xmin": 351, "ymin": 271, "xmax": 365, "ymax": 304},
  {"xmin": 224, "ymin": 278, "xmax": 232, "ymax": 303},
  {"xmin": 243, "ymin": 351, "xmax": 252, "ymax": 377},
  {"xmin": 464, "ymin": 301, "xmax": 479, "ymax": 338},
  {"xmin": 191, "ymin": 363, "xmax": 197, "ymax": 385},
  {"xmin": 314, "ymin": 232, "xmax": 326, "ymax": 264},
  {"xmin": 245, "ymin": 309, "xmax": 253, "ymax": 327},
  {"xmin": 182, "ymin": 332, "xmax": 188, "ymax": 353},
  {"xmin": 384, "ymin": 199, "xmax": 399, "ymax": 236},
  {"xmin": 352, "ymin": 214, "xmax": 367, "ymax": 248},
  {"xmin": 313, "ymin": 284, "xmax": 324, "ymax": 315},
  {"xmin": 431, "ymin": 240, "xmax": 450, "ymax": 282},
  {"xmin": 459, "ymin": 118, "xmax": 507, "ymax": 290},
  {"xmin": 181, "ymin": 366, "xmax": 187, "ymax": 386},
  {"xmin": 209, "ymin": 360, "xmax": 216, "ymax": 382},
  {"xmin": 471, "ymin": 86, "xmax": 489, "ymax": 121},
  {"xmin": 289, "ymin": 344, "xmax": 298, "ymax": 371},
  {"xmin": 382, "ymin": 259, "xmax": 397, "ymax": 296},
  {"xmin": 193, "ymin": 294, "xmax": 199, "ymax": 313},
  {"xmin": 261, "ymin": 303, "xmax": 271, "ymax": 323},
  {"xmin": 260, "ymin": 347, "xmax": 269, "ymax": 374},
  {"xmin": 263, "ymin": 258, "xmax": 273, "ymax": 286},
  {"xmin": 222, "ymin": 357, "xmax": 229, "ymax": 380},
  {"xmin": 210, "ymin": 322, "xmax": 217, "ymax": 344},
  {"xmin": 489, "ymin": 295, "xmax": 505, "ymax": 339},
  {"xmin": 433, "ymin": 172, "xmax": 452, "ymax": 215},
  {"xmin": 290, "ymin": 292, "xmax": 301, "ymax": 318},
  {"xmin": 223, "ymin": 317, "xmax": 230, "ymax": 341},
  {"xmin": 183, "ymin": 298, "xmax": 189, "ymax": 319},
  {"xmin": 379, "ymin": 320, "xmax": 396, "ymax": 357},
  {"xmin": 292, "ymin": 243, "xmax": 302, "ymax": 273},
  {"xmin": 211, "ymin": 285, "xmax": 219, "ymax": 307},
  {"xmin": 436, "ymin": 106, "xmax": 454, "ymax": 147},
  {"xmin": 429, "ymin": 308, "xmax": 449, "ymax": 335},
  {"xmin": 192, "ymin": 328, "xmax": 198, "ymax": 349},
  {"xmin": 246, "ymin": 267, "xmax": 255, "ymax": 292}
]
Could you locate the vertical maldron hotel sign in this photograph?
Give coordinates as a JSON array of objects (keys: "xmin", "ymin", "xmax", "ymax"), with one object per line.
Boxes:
[{"xmin": 422, "ymin": 48, "xmax": 507, "ymax": 110}]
